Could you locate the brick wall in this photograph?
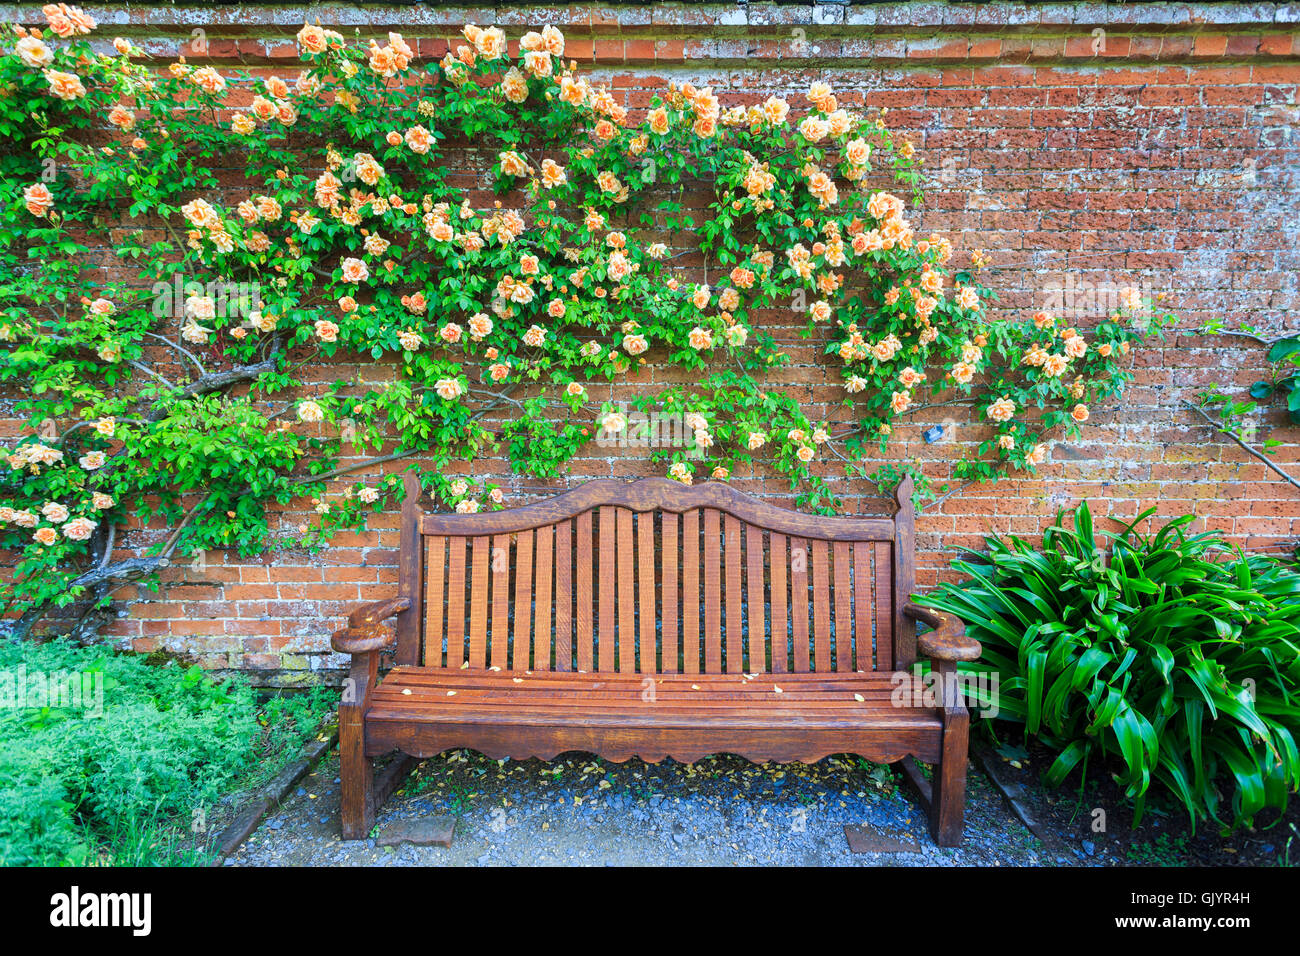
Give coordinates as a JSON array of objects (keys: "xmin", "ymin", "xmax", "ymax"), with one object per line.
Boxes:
[{"xmin": 4, "ymin": 2, "xmax": 1298, "ymax": 685}]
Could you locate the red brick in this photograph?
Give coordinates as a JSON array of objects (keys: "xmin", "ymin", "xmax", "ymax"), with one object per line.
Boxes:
[
  {"xmin": 624, "ymin": 39, "xmax": 656, "ymax": 63},
  {"xmin": 1192, "ymin": 34, "xmax": 1229, "ymax": 58},
  {"xmin": 655, "ymin": 38, "xmax": 685, "ymax": 62}
]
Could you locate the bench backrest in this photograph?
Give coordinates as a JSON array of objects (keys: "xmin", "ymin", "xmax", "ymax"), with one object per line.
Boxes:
[{"xmin": 391, "ymin": 474, "xmax": 918, "ymax": 675}]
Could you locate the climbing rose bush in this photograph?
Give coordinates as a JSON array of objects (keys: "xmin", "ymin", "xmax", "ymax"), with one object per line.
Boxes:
[{"xmin": 0, "ymin": 9, "xmax": 1171, "ymax": 631}]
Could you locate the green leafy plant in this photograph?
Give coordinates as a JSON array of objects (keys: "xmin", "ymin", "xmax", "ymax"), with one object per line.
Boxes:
[
  {"xmin": 0, "ymin": 638, "xmax": 332, "ymax": 865},
  {"xmin": 920, "ymin": 503, "xmax": 1300, "ymax": 832}
]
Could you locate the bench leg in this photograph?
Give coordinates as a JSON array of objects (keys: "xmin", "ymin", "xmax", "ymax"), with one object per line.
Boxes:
[
  {"xmin": 339, "ymin": 705, "xmax": 374, "ymax": 840},
  {"xmin": 930, "ymin": 708, "xmax": 970, "ymax": 847}
]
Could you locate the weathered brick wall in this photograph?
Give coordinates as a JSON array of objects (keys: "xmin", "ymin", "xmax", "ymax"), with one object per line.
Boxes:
[{"xmin": 4, "ymin": 2, "xmax": 1298, "ymax": 685}]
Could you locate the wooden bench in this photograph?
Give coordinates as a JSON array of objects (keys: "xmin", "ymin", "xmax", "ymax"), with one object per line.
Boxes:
[{"xmin": 331, "ymin": 473, "xmax": 980, "ymax": 845}]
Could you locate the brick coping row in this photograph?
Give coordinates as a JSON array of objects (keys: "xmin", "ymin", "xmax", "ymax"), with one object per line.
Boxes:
[{"xmin": 2, "ymin": 2, "xmax": 1298, "ymax": 31}]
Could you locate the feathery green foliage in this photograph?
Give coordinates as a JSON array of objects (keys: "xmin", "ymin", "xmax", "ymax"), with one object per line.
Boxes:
[{"xmin": 0, "ymin": 639, "xmax": 331, "ymax": 865}]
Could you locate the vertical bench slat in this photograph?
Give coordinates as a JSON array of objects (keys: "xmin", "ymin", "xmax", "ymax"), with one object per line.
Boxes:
[
  {"xmin": 423, "ymin": 536, "xmax": 445, "ymax": 667},
  {"xmin": 812, "ymin": 540, "xmax": 831, "ymax": 672},
  {"xmin": 875, "ymin": 541, "xmax": 893, "ymax": 670},
  {"xmin": 682, "ymin": 510, "xmax": 700, "ymax": 674},
  {"xmin": 555, "ymin": 520, "xmax": 573, "ymax": 672},
  {"xmin": 770, "ymin": 532, "xmax": 788, "ymax": 673},
  {"xmin": 532, "ymin": 525, "xmax": 552, "ymax": 671},
  {"xmin": 661, "ymin": 512, "xmax": 678, "ymax": 673},
  {"xmin": 724, "ymin": 513, "xmax": 743, "ymax": 674},
  {"xmin": 598, "ymin": 506, "xmax": 617, "ymax": 673},
  {"xmin": 487, "ymin": 535, "xmax": 509, "ymax": 670},
  {"xmin": 833, "ymin": 541, "xmax": 852, "ymax": 672},
  {"xmin": 470, "ymin": 536, "xmax": 491, "ymax": 669},
  {"xmin": 853, "ymin": 541, "xmax": 872, "ymax": 672},
  {"xmin": 746, "ymin": 524, "xmax": 766, "ymax": 673},
  {"xmin": 637, "ymin": 510, "xmax": 657, "ymax": 673},
  {"xmin": 616, "ymin": 507, "xmax": 636, "ymax": 673},
  {"xmin": 790, "ymin": 537, "xmax": 810, "ymax": 672},
  {"xmin": 512, "ymin": 529, "xmax": 534, "ymax": 671},
  {"xmin": 576, "ymin": 511, "xmax": 593, "ymax": 672},
  {"xmin": 446, "ymin": 537, "xmax": 467, "ymax": 667},
  {"xmin": 703, "ymin": 509, "xmax": 723, "ymax": 673},
  {"xmin": 489, "ymin": 534, "xmax": 511, "ymax": 670}
]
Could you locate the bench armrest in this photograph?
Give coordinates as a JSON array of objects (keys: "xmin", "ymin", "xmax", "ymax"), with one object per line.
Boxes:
[
  {"xmin": 331, "ymin": 597, "xmax": 411, "ymax": 655},
  {"xmin": 903, "ymin": 602, "xmax": 981, "ymax": 663}
]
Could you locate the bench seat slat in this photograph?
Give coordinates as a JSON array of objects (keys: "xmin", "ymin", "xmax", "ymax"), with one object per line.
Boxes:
[
  {"xmin": 363, "ymin": 670, "xmax": 944, "ymax": 769},
  {"xmin": 368, "ymin": 670, "xmax": 940, "ymax": 727},
  {"xmin": 366, "ymin": 714, "xmax": 935, "ymax": 732},
  {"xmin": 374, "ymin": 696, "xmax": 905, "ymax": 709},
  {"xmin": 382, "ymin": 669, "xmax": 888, "ymax": 688},
  {"xmin": 369, "ymin": 706, "xmax": 929, "ymax": 724}
]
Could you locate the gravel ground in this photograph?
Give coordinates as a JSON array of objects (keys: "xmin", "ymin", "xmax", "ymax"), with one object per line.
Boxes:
[{"xmin": 230, "ymin": 748, "xmax": 1068, "ymax": 866}]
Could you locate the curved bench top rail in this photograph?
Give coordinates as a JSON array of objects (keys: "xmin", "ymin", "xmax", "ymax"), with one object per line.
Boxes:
[{"xmin": 418, "ymin": 477, "xmax": 898, "ymax": 540}]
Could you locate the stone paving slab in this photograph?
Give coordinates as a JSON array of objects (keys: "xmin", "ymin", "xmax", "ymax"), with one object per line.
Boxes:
[
  {"xmin": 376, "ymin": 816, "xmax": 456, "ymax": 848},
  {"xmin": 844, "ymin": 824, "xmax": 921, "ymax": 854}
]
